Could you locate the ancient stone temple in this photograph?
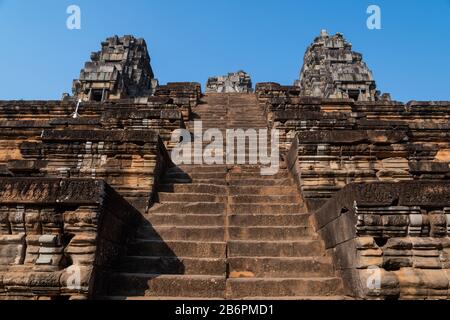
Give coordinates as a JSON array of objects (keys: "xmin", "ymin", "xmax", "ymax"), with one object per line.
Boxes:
[
  {"xmin": 0, "ymin": 32, "xmax": 449, "ymax": 300},
  {"xmin": 295, "ymin": 30, "xmax": 389, "ymax": 101},
  {"xmin": 71, "ymin": 35, "xmax": 158, "ymax": 102},
  {"xmin": 206, "ymin": 70, "xmax": 253, "ymax": 93}
]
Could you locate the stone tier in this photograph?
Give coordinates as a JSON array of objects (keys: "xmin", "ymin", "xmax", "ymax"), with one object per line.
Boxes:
[
  {"xmin": 0, "ymin": 100, "xmax": 177, "ymax": 213},
  {"xmin": 0, "ymin": 178, "xmax": 142, "ymax": 300},
  {"xmin": 313, "ymin": 181, "xmax": 450, "ymax": 300},
  {"xmin": 259, "ymin": 84, "xmax": 450, "ymax": 211}
]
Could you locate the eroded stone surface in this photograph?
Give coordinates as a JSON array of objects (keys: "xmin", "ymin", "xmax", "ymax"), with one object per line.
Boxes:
[
  {"xmin": 314, "ymin": 182, "xmax": 450, "ymax": 300},
  {"xmin": 1, "ymin": 31, "xmax": 450, "ymax": 300},
  {"xmin": 0, "ymin": 179, "xmax": 141, "ymax": 300},
  {"xmin": 206, "ymin": 71, "xmax": 253, "ymax": 93},
  {"xmin": 295, "ymin": 30, "xmax": 389, "ymax": 102},
  {"xmin": 72, "ymin": 35, "xmax": 158, "ymax": 102}
]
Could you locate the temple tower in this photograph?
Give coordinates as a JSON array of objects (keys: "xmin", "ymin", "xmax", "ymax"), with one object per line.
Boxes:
[
  {"xmin": 72, "ymin": 35, "xmax": 158, "ymax": 102},
  {"xmin": 295, "ymin": 30, "xmax": 386, "ymax": 101}
]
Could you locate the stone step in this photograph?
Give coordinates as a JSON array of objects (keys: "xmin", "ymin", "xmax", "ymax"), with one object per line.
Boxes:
[
  {"xmin": 146, "ymin": 213, "xmax": 224, "ymax": 226},
  {"xmin": 102, "ymin": 295, "xmax": 352, "ymax": 300},
  {"xmin": 227, "ymin": 240, "xmax": 325, "ymax": 257},
  {"xmin": 226, "ymin": 125, "xmax": 268, "ymax": 128},
  {"xmin": 137, "ymin": 226, "xmax": 225, "ymax": 241},
  {"xmin": 227, "ymin": 122, "xmax": 267, "ymax": 126},
  {"xmin": 228, "ymin": 257, "xmax": 334, "ymax": 278},
  {"xmin": 203, "ymin": 119, "xmax": 270, "ymax": 124},
  {"xmin": 160, "ymin": 177, "xmax": 194, "ymax": 184},
  {"xmin": 228, "ymin": 172, "xmax": 289, "ymax": 180},
  {"xmin": 162, "ymin": 178, "xmax": 228, "ymax": 185},
  {"xmin": 228, "ymin": 113, "xmax": 263, "ymax": 116},
  {"xmin": 228, "ymin": 214, "xmax": 309, "ymax": 227},
  {"xmin": 226, "ymin": 296, "xmax": 352, "ymax": 301},
  {"xmin": 173, "ymin": 165, "xmax": 228, "ymax": 173},
  {"xmin": 227, "ymin": 115, "xmax": 265, "ymax": 118},
  {"xmin": 228, "ymin": 186, "xmax": 297, "ymax": 195},
  {"xmin": 163, "ymin": 171, "xmax": 192, "ymax": 180},
  {"xmin": 195, "ymin": 108, "xmax": 228, "ymax": 112},
  {"xmin": 158, "ymin": 183, "xmax": 227, "ymax": 194},
  {"xmin": 195, "ymin": 114, "xmax": 228, "ymax": 118},
  {"xmin": 118, "ymin": 256, "xmax": 226, "ymax": 276},
  {"xmin": 226, "ymin": 277, "xmax": 343, "ymax": 298},
  {"xmin": 194, "ymin": 115, "xmax": 227, "ymax": 119},
  {"xmin": 201, "ymin": 178, "xmax": 245, "ymax": 185},
  {"xmin": 229, "ymin": 194, "xmax": 301, "ymax": 204},
  {"xmin": 227, "ymin": 107, "xmax": 261, "ymax": 111},
  {"xmin": 229, "ymin": 165, "xmax": 287, "ymax": 172},
  {"xmin": 128, "ymin": 240, "xmax": 226, "ymax": 258},
  {"xmin": 158, "ymin": 193, "xmax": 227, "ymax": 203},
  {"xmin": 109, "ymin": 274, "xmax": 226, "ymax": 298},
  {"xmin": 229, "ymin": 204, "xmax": 305, "ymax": 214},
  {"xmin": 148, "ymin": 202, "xmax": 226, "ymax": 214},
  {"xmin": 190, "ymin": 172, "xmax": 229, "ymax": 180},
  {"xmin": 227, "ymin": 114, "xmax": 265, "ymax": 117},
  {"xmin": 228, "ymin": 178, "xmax": 292, "ymax": 187},
  {"xmin": 100, "ymin": 296, "xmax": 225, "ymax": 301},
  {"xmin": 229, "ymin": 226, "xmax": 315, "ymax": 241}
]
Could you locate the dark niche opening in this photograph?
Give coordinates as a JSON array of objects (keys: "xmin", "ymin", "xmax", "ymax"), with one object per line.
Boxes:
[
  {"xmin": 91, "ymin": 90, "xmax": 104, "ymax": 102},
  {"xmin": 348, "ymin": 90, "xmax": 360, "ymax": 101}
]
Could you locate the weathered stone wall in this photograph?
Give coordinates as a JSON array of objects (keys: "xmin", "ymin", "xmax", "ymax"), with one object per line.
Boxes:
[
  {"xmin": 313, "ymin": 181, "xmax": 450, "ymax": 300},
  {"xmin": 0, "ymin": 178, "xmax": 142, "ymax": 300},
  {"xmin": 257, "ymin": 83, "xmax": 450, "ymax": 211},
  {"xmin": 0, "ymin": 99, "xmax": 181, "ymax": 212},
  {"xmin": 154, "ymin": 82, "xmax": 202, "ymax": 123}
]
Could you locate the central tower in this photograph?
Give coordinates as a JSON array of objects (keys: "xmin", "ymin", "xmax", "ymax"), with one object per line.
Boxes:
[{"xmin": 295, "ymin": 30, "xmax": 387, "ymax": 101}]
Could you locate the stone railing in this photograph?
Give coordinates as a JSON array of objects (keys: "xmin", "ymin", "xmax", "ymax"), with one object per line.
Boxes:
[
  {"xmin": 0, "ymin": 178, "xmax": 142, "ymax": 300},
  {"xmin": 312, "ymin": 181, "xmax": 450, "ymax": 300}
]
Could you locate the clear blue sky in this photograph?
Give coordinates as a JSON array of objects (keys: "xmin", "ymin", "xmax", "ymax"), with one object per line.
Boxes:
[{"xmin": 0, "ymin": 0, "xmax": 449, "ymax": 102}]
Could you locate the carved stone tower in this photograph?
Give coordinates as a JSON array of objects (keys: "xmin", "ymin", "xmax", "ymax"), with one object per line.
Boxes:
[
  {"xmin": 295, "ymin": 30, "xmax": 384, "ymax": 101},
  {"xmin": 72, "ymin": 35, "xmax": 158, "ymax": 102}
]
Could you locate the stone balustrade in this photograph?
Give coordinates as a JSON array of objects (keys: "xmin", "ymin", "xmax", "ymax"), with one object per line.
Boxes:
[
  {"xmin": 0, "ymin": 178, "xmax": 142, "ymax": 300},
  {"xmin": 312, "ymin": 181, "xmax": 450, "ymax": 299}
]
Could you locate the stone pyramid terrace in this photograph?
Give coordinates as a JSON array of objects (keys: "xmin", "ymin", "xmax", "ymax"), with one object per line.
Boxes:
[{"xmin": 0, "ymin": 32, "xmax": 449, "ymax": 300}]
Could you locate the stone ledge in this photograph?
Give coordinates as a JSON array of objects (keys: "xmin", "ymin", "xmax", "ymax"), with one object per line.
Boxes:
[
  {"xmin": 0, "ymin": 177, "xmax": 142, "ymax": 300},
  {"xmin": 313, "ymin": 181, "xmax": 450, "ymax": 299},
  {"xmin": 0, "ymin": 178, "xmax": 105, "ymax": 205},
  {"xmin": 41, "ymin": 130, "xmax": 159, "ymax": 143}
]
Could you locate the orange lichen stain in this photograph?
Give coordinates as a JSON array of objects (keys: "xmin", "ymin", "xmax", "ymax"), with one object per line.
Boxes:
[
  {"xmin": 229, "ymin": 271, "xmax": 255, "ymax": 278},
  {"xmin": 0, "ymin": 148, "xmax": 23, "ymax": 161},
  {"xmin": 435, "ymin": 150, "xmax": 450, "ymax": 162}
]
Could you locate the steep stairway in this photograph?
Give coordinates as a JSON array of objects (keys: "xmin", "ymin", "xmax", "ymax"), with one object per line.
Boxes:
[
  {"xmin": 225, "ymin": 165, "xmax": 343, "ymax": 299},
  {"xmin": 105, "ymin": 93, "xmax": 344, "ymax": 300}
]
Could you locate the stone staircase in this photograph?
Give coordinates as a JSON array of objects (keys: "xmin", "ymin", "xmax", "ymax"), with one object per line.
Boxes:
[{"xmin": 105, "ymin": 93, "xmax": 344, "ymax": 300}]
